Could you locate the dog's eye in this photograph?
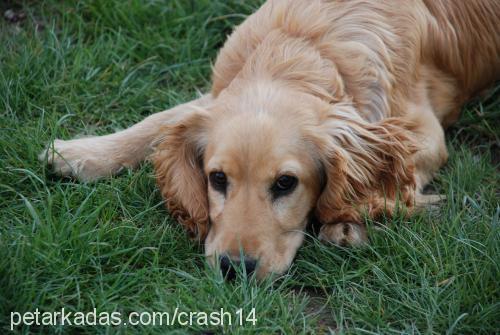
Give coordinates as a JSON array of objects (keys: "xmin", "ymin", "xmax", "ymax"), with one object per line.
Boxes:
[
  {"xmin": 209, "ymin": 171, "xmax": 227, "ymax": 193},
  {"xmin": 271, "ymin": 175, "xmax": 298, "ymax": 198}
]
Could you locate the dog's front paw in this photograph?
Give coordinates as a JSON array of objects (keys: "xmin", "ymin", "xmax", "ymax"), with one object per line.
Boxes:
[
  {"xmin": 39, "ymin": 138, "xmax": 121, "ymax": 182},
  {"xmin": 318, "ymin": 222, "xmax": 367, "ymax": 246}
]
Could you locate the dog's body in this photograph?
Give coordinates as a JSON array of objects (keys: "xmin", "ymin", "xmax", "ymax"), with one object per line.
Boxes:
[{"xmin": 42, "ymin": 0, "xmax": 500, "ymax": 278}]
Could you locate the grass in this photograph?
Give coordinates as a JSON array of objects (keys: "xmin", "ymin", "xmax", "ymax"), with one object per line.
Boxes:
[{"xmin": 0, "ymin": 1, "xmax": 498, "ymax": 334}]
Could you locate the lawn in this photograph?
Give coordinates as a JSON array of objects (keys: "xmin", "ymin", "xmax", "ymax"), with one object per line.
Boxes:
[{"xmin": 0, "ymin": 1, "xmax": 498, "ymax": 334}]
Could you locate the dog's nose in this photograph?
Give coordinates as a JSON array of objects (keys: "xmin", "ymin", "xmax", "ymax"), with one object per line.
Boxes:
[{"xmin": 219, "ymin": 255, "xmax": 257, "ymax": 280}]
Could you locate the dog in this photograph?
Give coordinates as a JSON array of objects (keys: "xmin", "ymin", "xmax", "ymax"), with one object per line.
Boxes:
[{"xmin": 41, "ymin": 0, "xmax": 500, "ymax": 279}]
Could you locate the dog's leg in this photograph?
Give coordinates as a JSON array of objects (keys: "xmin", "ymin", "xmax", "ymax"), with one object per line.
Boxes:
[
  {"xmin": 409, "ymin": 102, "xmax": 449, "ymax": 208},
  {"xmin": 39, "ymin": 94, "xmax": 213, "ymax": 181}
]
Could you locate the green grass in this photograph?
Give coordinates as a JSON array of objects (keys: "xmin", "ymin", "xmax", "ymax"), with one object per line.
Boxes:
[{"xmin": 0, "ymin": 1, "xmax": 498, "ymax": 334}]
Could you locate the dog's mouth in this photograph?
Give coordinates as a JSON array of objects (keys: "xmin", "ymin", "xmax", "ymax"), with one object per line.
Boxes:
[
  {"xmin": 205, "ymin": 233, "xmax": 307, "ymax": 280},
  {"xmin": 205, "ymin": 214, "xmax": 321, "ymax": 281}
]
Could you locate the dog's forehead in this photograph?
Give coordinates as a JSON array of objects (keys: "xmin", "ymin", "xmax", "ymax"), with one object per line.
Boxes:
[{"xmin": 205, "ymin": 113, "xmax": 305, "ymax": 176}]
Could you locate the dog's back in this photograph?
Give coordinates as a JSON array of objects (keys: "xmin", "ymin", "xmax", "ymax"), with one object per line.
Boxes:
[
  {"xmin": 211, "ymin": 0, "xmax": 500, "ymax": 123},
  {"xmin": 422, "ymin": 0, "xmax": 500, "ymax": 97}
]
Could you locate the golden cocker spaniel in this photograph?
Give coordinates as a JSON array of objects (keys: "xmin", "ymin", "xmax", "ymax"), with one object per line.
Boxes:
[{"xmin": 42, "ymin": 0, "xmax": 500, "ymax": 278}]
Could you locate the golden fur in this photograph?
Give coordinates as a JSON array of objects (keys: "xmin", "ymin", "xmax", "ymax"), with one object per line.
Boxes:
[{"xmin": 43, "ymin": 0, "xmax": 500, "ymax": 278}]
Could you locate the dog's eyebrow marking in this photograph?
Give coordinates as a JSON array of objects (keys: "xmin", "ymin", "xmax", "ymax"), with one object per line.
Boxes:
[
  {"xmin": 277, "ymin": 160, "xmax": 302, "ymax": 176},
  {"xmin": 205, "ymin": 157, "xmax": 226, "ymax": 175}
]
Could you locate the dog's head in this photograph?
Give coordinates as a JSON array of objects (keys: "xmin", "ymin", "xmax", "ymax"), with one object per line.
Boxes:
[{"xmin": 153, "ymin": 82, "xmax": 416, "ymax": 279}]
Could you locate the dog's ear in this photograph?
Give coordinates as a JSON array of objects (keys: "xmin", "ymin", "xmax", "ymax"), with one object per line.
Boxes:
[
  {"xmin": 153, "ymin": 110, "xmax": 211, "ymax": 240},
  {"xmin": 308, "ymin": 105, "xmax": 417, "ymax": 223}
]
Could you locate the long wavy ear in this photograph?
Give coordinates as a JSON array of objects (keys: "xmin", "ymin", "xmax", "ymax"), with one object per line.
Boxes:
[
  {"xmin": 308, "ymin": 104, "xmax": 418, "ymax": 224},
  {"xmin": 152, "ymin": 111, "xmax": 211, "ymax": 240}
]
